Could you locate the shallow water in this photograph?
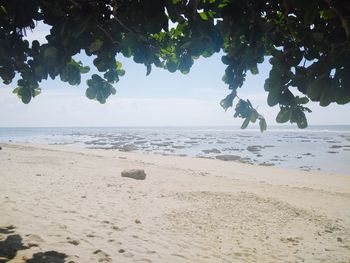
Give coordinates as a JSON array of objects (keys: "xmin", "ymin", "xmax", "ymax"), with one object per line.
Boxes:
[{"xmin": 1, "ymin": 126, "xmax": 349, "ymax": 175}]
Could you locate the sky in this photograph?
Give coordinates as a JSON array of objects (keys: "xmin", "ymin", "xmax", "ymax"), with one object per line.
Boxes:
[{"xmin": 0, "ymin": 23, "xmax": 349, "ymax": 127}]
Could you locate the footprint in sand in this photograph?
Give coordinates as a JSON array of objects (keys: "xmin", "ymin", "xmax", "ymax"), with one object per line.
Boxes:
[
  {"xmin": 67, "ymin": 238, "xmax": 80, "ymax": 246},
  {"xmin": 111, "ymin": 225, "xmax": 127, "ymax": 231},
  {"xmin": 0, "ymin": 225, "xmax": 16, "ymax": 234},
  {"xmin": 25, "ymin": 234, "xmax": 44, "ymax": 247},
  {"xmin": 93, "ymin": 249, "xmax": 112, "ymax": 262}
]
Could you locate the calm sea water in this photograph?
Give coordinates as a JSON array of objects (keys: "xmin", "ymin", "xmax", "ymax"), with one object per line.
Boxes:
[{"xmin": 0, "ymin": 126, "xmax": 349, "ymax": 175}]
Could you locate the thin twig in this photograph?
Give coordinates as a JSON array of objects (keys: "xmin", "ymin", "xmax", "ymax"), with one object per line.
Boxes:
[
  {"xmin": 69, "ymin": 0, "xmax": 82, "ymax": 8},
  {"xmin": 96, "ymin": 24, "xmax": 119, "ymax": 44}
]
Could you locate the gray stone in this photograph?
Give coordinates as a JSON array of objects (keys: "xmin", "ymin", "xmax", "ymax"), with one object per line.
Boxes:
[
  {"xmin": 120, "ymin": 144, "xmax": 137, "ymax": 152},
  {"xmin": 215, "ymin": 155, "xmax": 242, "ymax": 162},
  {"xmin": 121, "ymin": 169, "xmax": 146, "ymax": 180},
  {"xmin": 202, "ymin": 148, "xmax": 221, "ymax": 154}
]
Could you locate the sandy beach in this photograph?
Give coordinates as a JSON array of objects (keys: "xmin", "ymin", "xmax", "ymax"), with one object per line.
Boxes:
[{"xmin": 0, "ymin": 142, "xmax": 349, "ymax": 262}]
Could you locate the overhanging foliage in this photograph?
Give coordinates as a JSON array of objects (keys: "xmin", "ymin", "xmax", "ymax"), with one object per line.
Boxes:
[{"xmin": 1, "ymin": 0, "xmax": 349, "ymax": 130}]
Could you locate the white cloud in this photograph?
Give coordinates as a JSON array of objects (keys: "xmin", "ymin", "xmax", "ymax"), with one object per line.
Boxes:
[
  {"xmin": 1, "ymin": 86, "xmax": 349, "ymax": 127},
  {"xmin": 0, "ymin": 88, "xmax": 238, "ymax": 127}
]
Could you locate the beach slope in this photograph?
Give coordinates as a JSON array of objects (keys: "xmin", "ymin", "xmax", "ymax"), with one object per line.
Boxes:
[{"xmin": 0, "ymin": 143, "xmax": 349, "ymax": 262}]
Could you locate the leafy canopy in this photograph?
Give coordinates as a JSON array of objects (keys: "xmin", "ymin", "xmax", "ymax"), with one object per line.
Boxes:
[{"xmin": 1, "ymin": 0, "xmax": 350, "ymax": 130}]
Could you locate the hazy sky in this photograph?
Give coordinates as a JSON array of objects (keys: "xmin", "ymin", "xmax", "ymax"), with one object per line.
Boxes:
[{"xmin": 0, "ymin": 24, "xmax": 349, "ymax": 127}]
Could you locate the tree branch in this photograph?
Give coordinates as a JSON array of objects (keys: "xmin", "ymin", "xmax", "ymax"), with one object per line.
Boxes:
[{"xmin": 96, "ymin": 24, "xmax": 119, "ymax": 44}]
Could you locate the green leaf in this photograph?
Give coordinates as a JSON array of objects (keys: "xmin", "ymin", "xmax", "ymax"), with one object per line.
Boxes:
[
  {"xmin": 267, "ymin": 91, "xmax": 280, "ymax": 106},
  {"xmin": 320, "ymin": 9, "xmax": 336, "ymax": 20},
  {"xmin": 43, "ymin": 46, "xmax": 59, "ymax": 59},
  {"xmin": 0, "ymin": 5, "xmax": 7, "ymax": 15},
  {"xmin": 199, "ymin": 12, "xmax": 208, "ymax": 20},
  {"xmin": 297, "ymin": 111, "xmax": 308, "ymax": 129},
  {"xmin": 250, "ymin": 66, "xmax": 259, "ymax": 75},
  {"xmin": 111, "ymin": 87, "xmax": 117, "ymax": 95},
  {"xmin": 250, "ymin": 110, "xmax": 259, "ymax": 123},
  {"xmin": 146, "ymin": 64, "xmax": 152, "ymax": 76},
  {"xmin": 220, "ymin": 91, "xmax": 236, "ymax": 111},
  {"xmin": 319, "ymin": 84, "xmax": 334, "ymax": 107},
  {"xmin": 276, "ymin": 107, "xmax": 290, "ymax": 123},
  {"xmin": 290, "ymin": 107, "xmax": 308, "ymax": 129},
  {"xmin": 166, "ymin": 60, "xmax": 177, "ymax": 73},
  {"xmin": 34, "ymin": 65, "xmax": 46, "ymax": 77},
  {"xmin": 259, "ymin": 117, "xmax": 267, "ymax": 132},
  {"xmin": 179, "ymin": 55, "xmax": 193, "ymax": 74},
  {"xmin": 86, "ymin": 87, "xmax": 96, "ymax": 100},
  {"xmin": 307, "ymin": 81, "xmax": 322, "ymax": 101},
  {"xmin": 247, "ymin": 99, "xmax": 253, "ymax": 108},
  {"xmin": 13, "ymin": 87, "xmax": 20, "ymax": 94},
  {"xmin": 116, "ymin": 61, "xmax": 123, "ymax": 70},
  {"xmin": 79, "ymin": 66, "xmax": 90, "ymax": 74},
  {"xmin": 34, "ymin": 88, "xmax": 41, "ymax": 97},
  {"xmin": 89, "ymin": 39, "xmax": 103, "ymax": 52},
  {"xmin": 241, "ymin": 117, "xmax": 250, "ymax": 129},
  {"xmin": 295, "ymin": 96, "xmax": 309, "ymax": 105},
  {"xmin": 335, "ymin": 88, "xmax": 350, "ymax": 104},
  {"xmin": 20, "ymin": 88, "xmax": 32, "ymax": 104}
]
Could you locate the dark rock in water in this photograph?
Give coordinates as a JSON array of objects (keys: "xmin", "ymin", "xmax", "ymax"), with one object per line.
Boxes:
[
  {"xmin": 247, "ymin": 145, "xmax": 262, "ymax": 152},
  {"xmin": 222, "ymin": 147, "xmax": 241, "ymax": 152},
  {"xmin": 215, "ymin": 155, "xmax": 242, "ymax": 162},
  {"xmin": 151, "ymin": 142, "xmax": 171, "ymax": 147},
  {"xmin": 259, "ymin": 162, "xmax": 274, "ymax": 167},
  {"xmin": 121, "ymin": 169, "xmax": 146, "ymax": 180},
  {"xmin": 85, "ymin": 140, "xmax": 107, "ymax": 145},
  {"xmin": 172, "ymin": 145, "xmax": 186, "ymax": 149},
  {"xmin": 202, "ymin": 148, "xmax": 221, "ymax": 154},
  {"xmin": 330, "ymin": 145, "xmax": 342, "ymax": 149},
  {"xmin": 0, "ymin": 146, "xmax": 2, "ymax": 150},
  {"xmin": 134, "ymin": 140, "xmax": 147, "ymax": 145},
  {"xmin": 184, "ymin": 140, "xmax": 198, "ymax": 144},
  {"xmin": 120, "ymin": 144, "xmax": 137, "ymax": 152},
  {"xmin": 326, "ymin": 140, "xmax": 338, "ymax": 143},
  {"xmin": 302, "ymin": 153, "xmax": 313, "ymax": 156},
  {"xmin": 241, "ymin": 157, "xmax": 252, "ymax": 163}
]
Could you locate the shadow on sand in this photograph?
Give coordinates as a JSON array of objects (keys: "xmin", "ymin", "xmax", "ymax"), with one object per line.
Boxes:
[
  {"xmin": 0, "ymin": 226, "xmax": 67, "ymax": 263},
  {"xmin": 25, "ymin": 251, "xmax": 67, "ymax": 263}
]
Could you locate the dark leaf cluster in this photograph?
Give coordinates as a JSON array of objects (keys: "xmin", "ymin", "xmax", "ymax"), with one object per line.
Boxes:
[{"xmin": 1, "ymin": 0, "xmax": 349, "ymax": 129}]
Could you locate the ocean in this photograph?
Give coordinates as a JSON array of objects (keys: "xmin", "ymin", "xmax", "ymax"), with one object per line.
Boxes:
[{"xmin": 0, "ymin": 126, "xmax": 349, "ymax": 175}]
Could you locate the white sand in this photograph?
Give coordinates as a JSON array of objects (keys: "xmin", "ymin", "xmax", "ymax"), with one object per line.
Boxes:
[{"xmin": 0, "ymin": 142, "xmax": 349, "ymax": 262}]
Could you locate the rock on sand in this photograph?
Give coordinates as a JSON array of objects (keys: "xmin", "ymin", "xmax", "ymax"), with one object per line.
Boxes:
[{"xmin": 121, "ymin": 169, "xmax": 146, "ymax": 180}]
